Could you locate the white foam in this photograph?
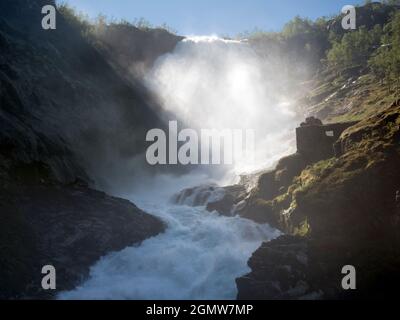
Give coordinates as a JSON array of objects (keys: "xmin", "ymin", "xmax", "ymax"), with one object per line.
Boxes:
[
  {"xmin": 58, "ymin": 36, "xmax": 299, "ymax": 300},
  {"xmin": 59, "ymin": 198, "xmax": 280, "ymax": 300}
]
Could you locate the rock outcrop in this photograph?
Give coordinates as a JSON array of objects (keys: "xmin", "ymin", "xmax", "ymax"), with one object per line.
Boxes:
[
  {"xmin": 0, "ymin": 0, "xmax": 172, "ymax": 190},
  {"xmin": 239, "ymin": 117, "xmax": 358, "ymax": 228},
  {"xmin": 236, "ymin": 236, "xmax": 312, "ymax": 300},
  {"xmin": 0, "ymin": 173, "xmax": 165, "ymax": 299},
  {"xmin": 237, "ymin": 101, "xmax": 400, "ymax": 299},
  {"xmin": 172, "ymin": 184, "xmax": 247, "ymax": 216},
  {"xmin": 90, "ymin": 23, "xmax": 184, "ymax": 79}
]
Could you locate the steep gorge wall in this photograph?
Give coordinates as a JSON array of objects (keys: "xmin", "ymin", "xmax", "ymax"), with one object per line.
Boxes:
[
  {"xmin": 0, "ymin": 0, "xmax": 180, "ymax": 188},
  {"xmin": 0, "ymin": 0, "xmax": 169, "ymax": 299},
  {"xmin": 237, "ymin": 100, "xmax": 400, "ymax": 299},
  {"xmin": 91, "ymin": 23, "xmax": 184, "ymax": 80}
]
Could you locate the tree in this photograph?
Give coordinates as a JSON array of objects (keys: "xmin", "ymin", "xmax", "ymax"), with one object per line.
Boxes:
[
  {"xmin": 327, "ymin": 25, "xmax": 382, "ymax": 68},
  {"xmin": 369, "ymin": 11, "xmax": 400, "ymax": 91},
  {"xmin": 58, "ymin": 3, "xmax": 92, "ymax": 33},
  {"xmin": 383, "ymin": 0, "xmax": 400, "ymax": 6}
]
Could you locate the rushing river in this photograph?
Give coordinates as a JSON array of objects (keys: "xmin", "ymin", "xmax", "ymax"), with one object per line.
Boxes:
[
  {"xmin": 59, "ymin": 36, "xmax": 297, "ymax": 300},
  {"xmin": 59, "ymin": 186, "xmax": 280, "ymax": 300}
]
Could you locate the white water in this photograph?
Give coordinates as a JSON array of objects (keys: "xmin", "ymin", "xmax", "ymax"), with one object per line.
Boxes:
[
  {"xmin": 59, "ymin": 36, "xmax": 298, "ymax": 300},
  {"xmin": 59, "ymin": 187, "xmax": 280, "ymax": 300},
  {"xmin": 146, "ymin": 36, "xmax": 300, "ymax": 174}
]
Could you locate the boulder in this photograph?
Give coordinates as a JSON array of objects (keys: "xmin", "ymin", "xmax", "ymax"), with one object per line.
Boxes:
[
  {"xmin": 0, "ymin": 179, "xmax": 165, "ymax": 299},
  {"xmin": 172, "ymin": 184, "xmax": 247, "ymax": 216}
]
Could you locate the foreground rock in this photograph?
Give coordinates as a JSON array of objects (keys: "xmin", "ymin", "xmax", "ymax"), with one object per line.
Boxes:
[
  {"xmin": 0, "ymin": 177, "xmax": 164, "ymax": 299},
  {"xmin": 236, "ymin": 236, "xmax": 313, "ymax": 300},
  {"xmin": 237, "ymin": 101, "xmax": 400, "ymax": 299}
]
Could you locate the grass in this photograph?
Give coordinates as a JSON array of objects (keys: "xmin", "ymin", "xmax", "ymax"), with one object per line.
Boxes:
[
  {"xmin": 248, "ymin": 100, "xmax": 400, "ymax": 235},
  {"xmin": 304, "ymin": 68, "xmax": 397, "ymax": 124}
]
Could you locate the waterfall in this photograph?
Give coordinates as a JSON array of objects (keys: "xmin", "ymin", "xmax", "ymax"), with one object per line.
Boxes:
[
  {"xmin": 58, "ymin": 36, "xmax": 301, "ymax": 300},
  {"xmin": 146, "ymin": 36, "xmax": 300, "ymax": 174}
]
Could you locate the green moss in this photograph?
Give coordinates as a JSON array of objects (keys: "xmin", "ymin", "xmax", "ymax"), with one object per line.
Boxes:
[
  {"xmin": 293, "ymin": 218, "xmax": 311, "ymax": 237},
  {"xmin": 287, "ymin": 158, "xmax": 337, "ymax": 197},
  {"xmin": 246, "ymin": 99, "xmax": 400, "ymax": 239}
]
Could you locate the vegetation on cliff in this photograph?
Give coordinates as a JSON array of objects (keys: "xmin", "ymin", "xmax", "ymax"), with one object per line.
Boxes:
[
  {"xmin": 236, "ymin": 1, "xmax": 400, "ymax": 300},
  {"xmin": 241, "ymin": 2, "xmax": 400, "ymax": 122},
  {"xmin": 239, "ymin": 0, "xmax": 400, "ymax": 239},
  {"xmin": 238, "ymin": 100, "xmax": 400, "ymax": 299},
  {"xmin": 58, "ymin": 4, "xmax": 183, "ymax": 79}
]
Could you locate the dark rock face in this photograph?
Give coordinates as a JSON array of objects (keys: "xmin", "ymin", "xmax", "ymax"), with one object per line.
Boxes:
[
  {"xmin": 91, "ymin": 24, "xmax": 184, "ymax": 79},
  {"xmin": 206, "ymin": 185, "xmax": 248, "ymax": 216},
  {"xmin": 238, "ymin": 153, "xmax": 308, "ymax": 225},
  {"xmin": 0, "ymin": 181, "xmax": 165, "ymax": 299},
  {"xmin": 259, "ymin": 153, "xmax": 309, "ymax": 201},
  {"xmin": 0, "ymin": 0, "xmax": 167, "ymax": 299},
  {"xmin": 172, "ymin": 185, "xmax": 225, "ymax": 207},
  {"xmin": 0, "ymin": 0, "xmax": 169, "ymax": 189},
  {"xmin": 237, "ymin": 101, "xmax": 400, "ymax": 300},
  {"xmin": 239, "ymin": 119, "xmax": 357, "ymax": 227},
  {"xmin": 237, "ymin": 236, "xmax": 312, "ymax": 300}
]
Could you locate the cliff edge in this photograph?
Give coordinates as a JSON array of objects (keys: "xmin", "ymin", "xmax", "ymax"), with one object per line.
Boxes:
[{"xmin": 237, "ymin": 100, "xmax": 400, "ymax": 299}]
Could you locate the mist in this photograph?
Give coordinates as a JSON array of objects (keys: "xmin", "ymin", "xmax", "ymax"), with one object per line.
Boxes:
[
  {"xmin": 58, "ymin": 35, "xmax": 306, "ymax": 301},
  {"xmin": 145, "ymin": 36, "xmax": 303, "ymax": 176},
  {"xmin": 65, "ymin": 35, "xmax": 306, "ymax": 195}
]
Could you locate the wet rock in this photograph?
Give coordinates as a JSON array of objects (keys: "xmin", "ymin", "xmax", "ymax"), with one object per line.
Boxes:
[
  {"xmin": 92, "ymin": 23, "xmax": 184, "ymax": 79},
  {"xmin": 173, "ymin": 184, "xmax": 248, "ymax": 216},
  {"xmin": 172, "ymin": 184, "xmax": 225, "ymax": 207},
  {"xmin": 0, "ymin": 183, "xmax": 165, "ymax": 300},
  {"xmin": 237, "ymin": 101, "xmax": 400, "ymax": 299},
  {"xmin": 237, "ymin": 236, "xmax": 312, "ymax": 300},
  {"xmin": 206, "ymin": 185, "xmax": 248, "ymax": 216}
]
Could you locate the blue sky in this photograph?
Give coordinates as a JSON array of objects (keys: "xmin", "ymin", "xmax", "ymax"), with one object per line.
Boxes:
[{"xmin": 58, "ymin": 0, "xmax": 366, "ymax": 36}]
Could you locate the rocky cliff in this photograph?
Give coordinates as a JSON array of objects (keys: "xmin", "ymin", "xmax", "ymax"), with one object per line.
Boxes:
[
  {"xmin": 0, "ymin": 0, "xmax": 170, "ymax": 299},
  {"xmin": 90, "ymin": 22, "xmax": 184, "ymax": 80},
  {"xmin": 236, "ymin": 100, "xmax": 400, "ymax": 299},
  {"xmin": 0, "ymin": 168, "xmax": 164, "ymax": 299},
  {"xmin": 233, "ymin": 3, "xmax": 400, "ymax": 298},
  {"xmin": 0, "ymin": 0, "xmax": 181, "ymax": 190}
]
